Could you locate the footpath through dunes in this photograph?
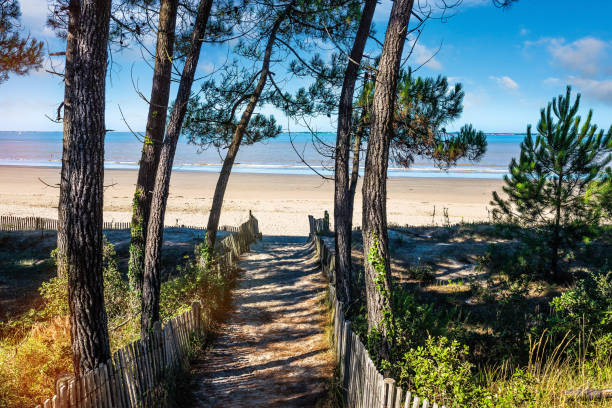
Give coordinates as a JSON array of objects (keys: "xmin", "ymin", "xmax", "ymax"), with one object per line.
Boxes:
[{"xmin": 186, "ymin": 236, "xmax": 334, "ymax": 407}]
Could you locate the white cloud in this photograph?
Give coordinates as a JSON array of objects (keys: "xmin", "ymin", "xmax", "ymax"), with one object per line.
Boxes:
[
  {"xmin": 489, "ymin": 75, "xmax": 519, "ymax": 90},
  {"xmin": 542, "ymin": 77, "xmax": 560, "ymax": 86},
  {"xmin": 527, "ymin": 36, "xmax": 612, "ymax": 105},
  {"xmin": 568, "ymin": 76, "xmax": 612, "ymax": 104},
  {"xmin": 463, "ymin": 90, "xmax": 489, "ymax": 109},
  {"xmin": 199, "ymin": 62, "xmax": 215, "ymax": 74},
  {"xmin": 526, "ymin": 36, "xmax": 611, "ymax": 78},
  {"xmin": 520, "ymin": 28, "xmax": 530, "ymax": 36},
  {"xmin": 410, "ymin": 42, "xmax": 442, "ymax": 70},
  {"xmin": 403, "ymin": 36, "xmax": 442, "ymax": 70},
  {"xmin": 547, "ymin": 37, "xmax": 610, "ymax": 77},
  {"xmin": 18, "ymin": 0, "xmax": 48, "ymax": 21}
]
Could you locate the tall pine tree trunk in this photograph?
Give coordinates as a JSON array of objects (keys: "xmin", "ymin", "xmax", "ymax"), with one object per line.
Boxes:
[
  {"xmin": 141, "ymin": 0, "xmax": 213, "ymax": 335},
  {"xmin": 333, "ymin": 0, "xmax": 377, "ymax": 305},
  {"xmin": 551, "ymin": 173, "xmax": 563, "ymax": 280},
  {"xmin": 361, "ymin": 0, "xmax": 414, "ymax": 362},
  {"xmin": 128, "ymin": 0, "xmax": 178, "ymax": 299},
  {"xmin": 57, "ymin": 0, "xmax": 112, "ymax": 376},
  {"xmin": 348, "ymin": 113, "xmax": 365, "ymax": 234},
  {"xmin": 204, "ymin": 10, "xmax": 288, "ymax": 249}
]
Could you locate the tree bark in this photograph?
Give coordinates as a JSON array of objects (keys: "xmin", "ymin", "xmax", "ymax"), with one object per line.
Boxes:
[
  {"xmin": 333, "ymin": 0, "xmax": 377, "ymax": 306},
  {"xmin": 348, "ymin": 114, "xmax": 365, "ymax": 224},
  {"xmin": 361, "ymin": 0, "xmax": 414, "ymax": 361},
  {"xmin": 128, "ymin": 0, "xmax": 178, "ymax": 300},
  {"xmin": 57, "ymin": 0, "xmax": 112, "ymax": 376},
  {"xmin": 141, "ymin": 0, "xmax": 213, "ymax": 335},
  {"xmin": 204, "ymin": 8, "xmax": 289, "ymax": 250},
  {"xmin": 551, "ymin": 172, "xmax": 563, "ymax": 280}
]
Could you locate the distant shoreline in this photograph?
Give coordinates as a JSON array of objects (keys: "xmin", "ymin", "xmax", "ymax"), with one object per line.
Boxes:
[{"xmin": 0, "ymin": 161, "xmax": 507, "ymax": 179}]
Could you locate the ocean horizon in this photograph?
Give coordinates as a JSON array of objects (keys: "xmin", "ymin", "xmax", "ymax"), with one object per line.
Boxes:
[{"xmin": 0, "ymin": 131, "xmax": 522, "ymax": 179}]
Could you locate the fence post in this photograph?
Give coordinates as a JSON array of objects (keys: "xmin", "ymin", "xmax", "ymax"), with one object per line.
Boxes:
[{"xmin": 192, "ymin": 301, "xmax": 201, "ymax": 335}]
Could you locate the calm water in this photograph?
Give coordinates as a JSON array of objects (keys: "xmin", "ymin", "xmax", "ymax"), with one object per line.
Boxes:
[{"xmin": 0, "ymin": 131, "xmax": 523, "ymax": 178}]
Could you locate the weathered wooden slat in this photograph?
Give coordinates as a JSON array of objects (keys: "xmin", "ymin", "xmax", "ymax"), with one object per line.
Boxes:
[
  {"xmin": 27, "ymin": 215, "xmax": 262, "ymax": 408},
  {"xmin": 307, "ymin": 214, "xmax": 459, "ymax": 408}
]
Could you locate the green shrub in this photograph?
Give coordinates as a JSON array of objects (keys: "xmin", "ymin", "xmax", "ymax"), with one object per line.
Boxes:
[
  {"xmin": 547, "ymin": 269, "xmax": 612, "ymax": 356},
  {"xmin": 160, "ymin": 259, "xmax": 228, "ymax": 322},
  {"xmin": 101, "ymin": 240, "xmax": 131, "ymax": 321},
  {"xmin": 492, "ymin": 368, "xmax": 537, "ymax": 408},
  {"xmin": 398, "ymin": 336, "xmax": 488, "ymax": 407},
  {"xmin": 481, "ymin": 240, "xmax": 546, "ymax": 282},
  {"xmin": 407, "ymin": 264, "xmax": 435, "ymax": 283}
]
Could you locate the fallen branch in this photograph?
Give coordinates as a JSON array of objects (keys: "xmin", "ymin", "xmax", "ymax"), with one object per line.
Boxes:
[{"xmin": 564, "ymin": 389, "xmax": 612, "ymax": 400}]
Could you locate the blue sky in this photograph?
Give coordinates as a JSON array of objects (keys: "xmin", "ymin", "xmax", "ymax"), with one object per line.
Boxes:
[{"xmin": 1, "ymin": 0, "xmax": 611, "ymax": 133}]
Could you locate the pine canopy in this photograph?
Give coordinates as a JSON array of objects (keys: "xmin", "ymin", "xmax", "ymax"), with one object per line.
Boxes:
[
  {"xmin": 492, "ymin": 86, "xmax": 612, "ymax": 227},
  {"xmin": 491, "ymin": 86, "xmax": 612, "ymax": 278},
  {"xmin": 0, "ymin": 0, "xmax": 43, "ymax": 84}
]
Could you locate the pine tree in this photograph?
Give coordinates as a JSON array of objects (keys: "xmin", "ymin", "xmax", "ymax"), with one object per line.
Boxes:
[
  {"xmin": 141, "ymin": 0, "xmax": 214, "ymax": 335},
  {"xmin": 492, "ymin": 86, "xmax": 612, "ymax": 280},
  {"xmin": 184, "ymin": 0, "xmax": 361, "ymax": 250},
  {"xmin": 333, "ymin": 0, "xmax": 377, "ymax": 306},
  {"xmin": 128, "ymin": 0, "xmax": 179, "ymax": 303},
  {"xmin": 0, "ymin": 0, "xmax": 43, "ymax": 84},
  {"xmin": 391, "ymin": 70, "xmax": 486, "ymax": 168},
  {"xmin": 57, "ymin": 0, "xmax": 112, "ymax": 376}
]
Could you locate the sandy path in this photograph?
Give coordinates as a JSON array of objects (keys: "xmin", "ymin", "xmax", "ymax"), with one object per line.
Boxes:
[{"xmin": 187, "ymin": 236, "xmax": 333, "ymax": 407}]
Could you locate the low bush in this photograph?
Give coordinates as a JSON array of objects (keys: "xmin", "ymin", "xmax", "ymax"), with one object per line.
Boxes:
[
  {"xmin": 406, "ymin": 264, "xmax": 436, "ymax": 283},
  {"xmin": 547, "ymin": 269, "xmax": 612, "ymax": 357},
  {"xmin": 398, "ymin": 336, "xmax": 488, "ymax": 407},
  {"xmin": 160, "ymin": 255, "xmax": 232, "ymax": 323},
  {"xmin": 490, "ymin": 368, "xmax": 537, "ymax": 408},
  {"xmin": 480, "ymin": 240, "xmax": 546, "ymax": 282}
]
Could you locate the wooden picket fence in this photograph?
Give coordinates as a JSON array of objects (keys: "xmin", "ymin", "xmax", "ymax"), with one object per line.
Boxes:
[
  {"xmin": 0, "ymin": 215, "xmax": 244, "ymax": 233},
  {"xmin": 308, "ymin": 214, "xmax": 451, "ymax": 408},
  {"xmin": 34, "ymin": 214, "xmax": 261, "ymax": 408},
  {"xmin": 308, "ymin": 211, "xmax": 331, "ymax": 235}
]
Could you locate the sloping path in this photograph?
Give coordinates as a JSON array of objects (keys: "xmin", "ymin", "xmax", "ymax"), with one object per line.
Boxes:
[{"xmin": 187, "ymin": 236, "xmax": 333, "ymax": 407}]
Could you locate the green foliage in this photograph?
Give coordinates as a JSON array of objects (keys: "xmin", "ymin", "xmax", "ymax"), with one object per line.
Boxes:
[
  {"xmin": 353, "ymin": 69, "xmax": 487, "ymax": 169},
  {"xmin": 197, "ymin": 233, "xmax": 214, "ymax": 267},
  {"xmin": 585, "ymin": 168, "xmax": 612, "ymax": 221},
  {"xmin": 0, "ymin": 239, "xmax": 129, "ymax": 407},
  {"xmin": 160, "ymin": 257, "xmax": 228, "ymax": 322},
  {"xmin": 406, "ymin": 263, "xmax": 435, "ymax": 283},
  {"xmin": 548, "ymin": 269, "xmax": 612, "ymax": 351},
  {"xmin": 355, "ymin": 279, "xmax": 466, "ymax": 382},
  {"xmin": 399, "ymin": 336, "xmax": 487, "ymax": 407},
  {"xmin": 492, "ymin": 281, "xmax": 540, "ymax": 361},
  {"xmin": 481, "ymin": 240, "xmax": 547, "ymax": 281},
  {"xmin": 101, "ymin": 238, "xmax": 131, "ymax": 321},
  {"xmin": 492, "ymin": 86, "xmax": 612, "ymax": 279},
  {"xmin": 183, "ymin": 62, "xmax": 283, "ymax": 150},
  {"xmin": 128, "ymin": 189, "xmax": 145, "ymax": 298},
  {"xmin": 38, "ymin": 273, "xmax": 69, "ymax": 318},
  {"xmin": 367, "ymin": 233, "xmax": 394, "ymax": 341},
  {"xmin": 3, "ymin": 239, "xmax": 131, "ymax": 339},
  {"xmin": 0, "ymin": 0, "xmax": 43, "ymax": 84},
  {"xmin": 183, "ymin": 0, "xmax": 362, "ymax": 148},
  {"xmin": 492, "ymin": 369, "xmax": 537, "ymax": 408}
]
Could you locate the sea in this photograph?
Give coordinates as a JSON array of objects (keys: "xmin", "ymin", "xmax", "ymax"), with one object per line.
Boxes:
[{"xmin": 0, "ymin": 131, "xmax": 524, "ymax": 179}]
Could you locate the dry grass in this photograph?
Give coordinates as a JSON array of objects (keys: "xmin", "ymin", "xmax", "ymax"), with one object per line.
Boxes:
[
  {"xmin": 0, "ymin": 316, "xmax": 72, "ymax": 408},
  {"xmin": 484, "ymin": 332, "xmax": 612, "ymax": 407}
]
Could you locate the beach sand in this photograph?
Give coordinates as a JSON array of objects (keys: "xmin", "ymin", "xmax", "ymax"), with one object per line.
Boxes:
[{"xmin": 0, "ymin": 165, "xmax": 504, "ymax": 236}]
